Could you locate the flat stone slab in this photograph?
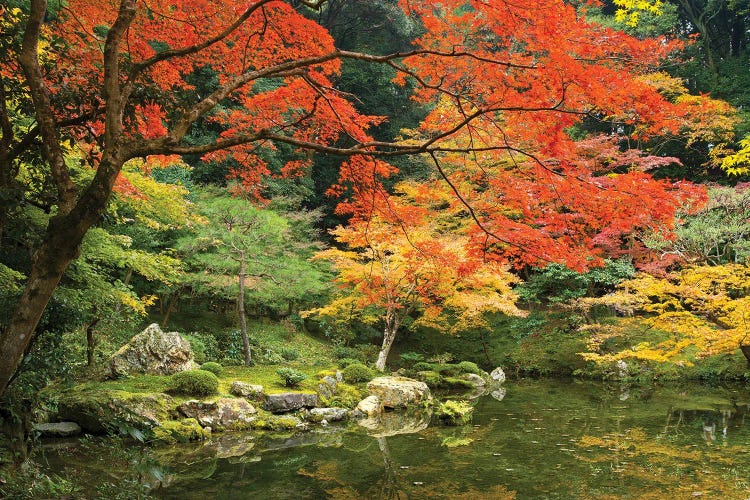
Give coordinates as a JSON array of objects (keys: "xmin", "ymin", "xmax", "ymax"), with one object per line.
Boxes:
[
  {"xmin": 229, "ymin": 381, "xmax": 264, "ymax": 399},
  {"xmin": 263, "ymin": 393, "xmax": 319, "ymax": 413},
  {"xmin": 34, "ymin": 422, "xmax": 82, "ymax": 438},
  {"xmin": 307, "ymin": 407, "xmax": 349, "ymax": 423}
]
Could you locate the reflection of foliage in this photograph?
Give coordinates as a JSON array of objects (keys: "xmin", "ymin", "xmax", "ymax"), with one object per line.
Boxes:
[{"xmin": 576, "ymin": 428, "xmax": 750, "ymax": 498}]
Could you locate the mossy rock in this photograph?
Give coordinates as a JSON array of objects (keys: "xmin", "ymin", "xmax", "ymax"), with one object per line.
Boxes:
[
  {"xmin": 415, "ymin": 370, "xmax": 443, "ymax": 388},
  {"xmin": 251, "ymin": 415, "xmax": 302, "ymax": 431},
  {"xmin": 57, "ymin": 388, "xmax": 175, "ymax": 434},
  {"xmin": 152, "ymin": 418, "xmax": 210, "ymax": 444}
]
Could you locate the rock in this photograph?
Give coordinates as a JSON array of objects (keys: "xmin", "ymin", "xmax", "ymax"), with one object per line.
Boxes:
[
  {"xmin": 358, "ymin": 406, "xmax": 433, "ymax": 437},
  {"xmin": 107, "ymin": 324, "xmax": 198, "ymax": 377},
  {"xmin": 490, "ymin": 367, "xmax": 506, "ymax": 384},
  {"xmin": 57, "ymin": 389, "xmax": 174, "ymax": 434},
  {"xmin": 317, "ymin": 376, "xmax": 338, "ymax": 399},
  {"xmin": 366, "ymin": 376, "xmax": 432, "ymax": 408},
  {"xmin": 177, "ymin": 398, "xmax": 257, "ymax": 431},
  {"xmin": 33, "ymin": 422, "xmax": 82, "ymax": 438},
  {"xmin": 490, "ymin": 387, "xmax": 506, "ymax": 401},
  {"xmin": 353, "ymin": 395, "xmax": 382, "ymax": 419},
  {"xmin": 616, "ymin": 359, "xmax": 629, "ymax": 379},
  {"xmin": 335, "ymin": 371, "xmax": 344, "ymax": 383},
  {"xmin": 307, "ymin": 408, "xmax": 349, "ymax": 423},
  {"xmin": 263, "ymin": 393, "xmax": 319, "ymax": 413},
  {"xmin": 229, "ymin": 381, "xmax": 264, "ymax": 399},
  {"xmin": 462, "ymin": 373, "xmax": 486, "ymax": 388}
]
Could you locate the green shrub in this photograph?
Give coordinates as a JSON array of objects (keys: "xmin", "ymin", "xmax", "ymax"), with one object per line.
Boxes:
[
  {"xmin": 183, "ymin": 332, "xmax": 220, "ymax": 365},
  {"xmin": 415, "ymin": 370, "xmax": 443, "ymax": 387},
  {"xmin": 433, "ymin": 363, "xmax": 461, "ymax": 377},
  {"xmin": 199, "ymin": 362, "xmax": 223, "ymax": 376},
  {"xmin": 276, "ymin": 367, "xmax": 308, "ymax": 387},
  {"xmin": 168, "ymin": 370, "xmax": 219, "ymax": 396},
  {"xmin": 322, "ymin": 383, "xmax": 363, "ymax": 409},
  {"xmin": 280, "ymin": 347, "xmax": 300, "ymax": 361},
  {"xmin": 413, "ymin": 362, "xmax": 434, "ymax": 372},
  {"xmin": 437, "ymin": 400, "xmax": 474, "ymax": 426},
  {"xmin": 342, "ymin": 363, "xmax": 375, "ymax": 384},
  {"xmin": 400, "ymin": 351, "xmax": 425, "ymax": 363},
  {"xmin": 338, "ymin": 358, "xmax": 361, "ymax": 368},
  {"xmin": 332, "ymin": 346, "xmax": 363, "ymax": 361},
  {"xmin": 457, "ymin": 361, "xmax": 481, "ymax": 375}
]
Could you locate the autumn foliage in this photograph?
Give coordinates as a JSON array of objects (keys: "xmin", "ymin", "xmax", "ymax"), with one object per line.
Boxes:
[{"xmin": 0, "ymin": 0, "xmax": 742, "ymax": 390}]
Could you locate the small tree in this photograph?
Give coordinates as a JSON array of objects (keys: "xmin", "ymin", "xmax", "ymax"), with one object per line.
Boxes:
[
  {"xmin": 306, "ymin": 203, "xmax": 523, "ymax": 372},
  {"xmin": 180, "ymin": 191, "xmax": 327, "ymax": 365}
]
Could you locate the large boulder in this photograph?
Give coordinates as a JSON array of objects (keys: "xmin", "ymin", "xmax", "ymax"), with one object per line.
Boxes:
[
  {"xmin": 57, "ymin": 388, "xmax": 174, "ymax": 434},
  {"xmin": 263, "ymin": 393, "xmax": 319, "ymax": 414},
  {"xmin": 33, "ymin": 422, "xmax": 82, "ymax": 438},
  {"xmin": 107, "ymin": 324, "xmax": 198, "ymax": 377},
  {"xmin": 353, "ymin": 395, "xmax": 382, "ymax": 419},
  {"xmin": 177, "ymin": 398, "xmax": 257, "ymax": 431},
  {"xmin": 366, "ymin": 376, "xmax": 432, "ymax": 409}
]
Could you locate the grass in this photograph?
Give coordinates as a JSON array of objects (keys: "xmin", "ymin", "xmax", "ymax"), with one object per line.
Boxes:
[{"xmin": 66, "ymin": 363, "xmax": 335, "ymax": 401}]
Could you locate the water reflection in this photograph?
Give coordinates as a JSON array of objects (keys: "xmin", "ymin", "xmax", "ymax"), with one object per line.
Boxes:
[{"xmin": 38, "ymin": 380, "xmax": 750, "ymax": 499}]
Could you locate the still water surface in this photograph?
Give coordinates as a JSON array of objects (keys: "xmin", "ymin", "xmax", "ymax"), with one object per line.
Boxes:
[{"xmin": 41, "ymin": 379, "xmax": 750, "ymax": 499}]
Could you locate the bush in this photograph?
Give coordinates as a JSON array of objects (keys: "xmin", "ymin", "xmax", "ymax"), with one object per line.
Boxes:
[
  {"xmin": 322, "ymin": 383, "xmax": 363, "ymax": 409},
  {"xmin": 413, "ymin": 362, "xmax": 434, "ymax": 372},
  {"xmin": 400, "ymin": 351, "xmax": 425, "ymax": 363},
  {"xmin": 432, "ymin": 363, "xmax": 461, "ymax": 377},
  {"xmin": 457, "ymin": 361, "xmax": 481, "ymax": 375},
  {"xmin": 437, "ymin": 400, "xmax": 474, "ymax": 426},
  {"xmin": 332, "ymin": 346, "xmax": 363, "ymax": 361},
  {"xmin": 276, "ymin": 367, "xmax": 308, "ymax": 387},
  {"xmin": 338, "ymin": 358, "xmax": 361, "ymax": 369},
  {"xmin": 199, "ymin": 362, "xmax": 223, "ymax": 376},
  {"xmin": 183, "ymin": 332, "xmax": 220, "ymax": 365},
  {"xmin": 168, "ymin": 370, "xmax": 219, "ymax": 396},
  {"xmin": 280, "ymin": 347, "xmax": 300, "ymax": 361},
  {"xmin": 342, "ymin": 363, "xmax": 375, "ymax": 384}
]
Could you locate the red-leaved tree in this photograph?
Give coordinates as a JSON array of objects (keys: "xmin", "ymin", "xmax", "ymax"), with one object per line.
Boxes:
[{"xmin": 0, "ymin": 0, "xmax": 732, "ymax": 394}]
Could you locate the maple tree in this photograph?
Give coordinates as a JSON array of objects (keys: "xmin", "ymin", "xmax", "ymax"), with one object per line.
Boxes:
[
  {"xmin": 0, "ymin": 0, "xmax": 737, "ymax": 394},
  {"xmin": 305, "ymin": 189, "xmax": 522, "ymax": 371},
  {"xmin": 576, "ymin": 264, "xmax": 750, "ymax": 366}
]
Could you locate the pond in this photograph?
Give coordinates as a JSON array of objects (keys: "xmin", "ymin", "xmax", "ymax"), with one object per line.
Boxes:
[{"xmin": 36, "ymin": 379, "xmax": 750, "ymax": 499}]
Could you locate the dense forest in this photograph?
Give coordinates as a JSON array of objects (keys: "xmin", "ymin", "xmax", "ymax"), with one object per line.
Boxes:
[{"xmin": 1, "ymin": 0, "xmax": 750, "ymax": 493}]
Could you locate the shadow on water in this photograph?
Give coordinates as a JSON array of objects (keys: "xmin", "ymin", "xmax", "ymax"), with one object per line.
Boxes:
[{"xmin": 34, "ymin": 380, "xmax": 750, "ymax": 499}]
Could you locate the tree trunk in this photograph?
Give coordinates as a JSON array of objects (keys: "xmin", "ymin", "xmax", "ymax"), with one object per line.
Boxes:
[
  {"xmin": 86, "ymin": 317, "xmax": 100, "ymax": 367},
  {"xmin": 0, "ymin": 156, "xmax": 124, "ymax": 396},
  {"xmin": 160, "ymin": 288, "xmax": 181, "ymax": 328},
  {"xmin": 238, "ymin": 255, "xmax": 251, "ymax": 366},
  {"xmin": 375, "ymin": 324, "xmax": 397, "ymax": 372}
]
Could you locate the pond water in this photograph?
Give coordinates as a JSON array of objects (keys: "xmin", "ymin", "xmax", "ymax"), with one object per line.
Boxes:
[{"xmin": 37, "ymin": 379, "xmax": 750, "ymax": 499}]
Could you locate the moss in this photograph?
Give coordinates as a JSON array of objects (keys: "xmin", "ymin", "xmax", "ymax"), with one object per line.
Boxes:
[
  {"xmin": 437, "ymin": 400, "xmax": 474, "ymax": 426},
  {"xmin": 251, "ymin": 415, "xmax": 301, "ymax": 431},
  {"xmin": 342, "ymin": 364, "xmax": 375, "ymax": 383},
  {"xmin": 457, "ymin": 361, "xmax": 481, "ymax": 375},
  {"xmin": 321, "ymin": 383, "xmax": 363, "ymax": 409},
  {"xmin": 168, "ymin": 370, "xmax": 219, "ymax": 396},
  {"xmin": 152, "ymin": 418, "xmax": 210, "ymax": 444},
  {"xmin": 56, "ymin": 387, "xmax": 175, "ymax": 434},
  {"xmin": 200, "ymin": 362, "xmax": 223, "ymax": 376},
  {"xmin": 416, "ymin": 370, "xmax": 443, "ymax": 388}
]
